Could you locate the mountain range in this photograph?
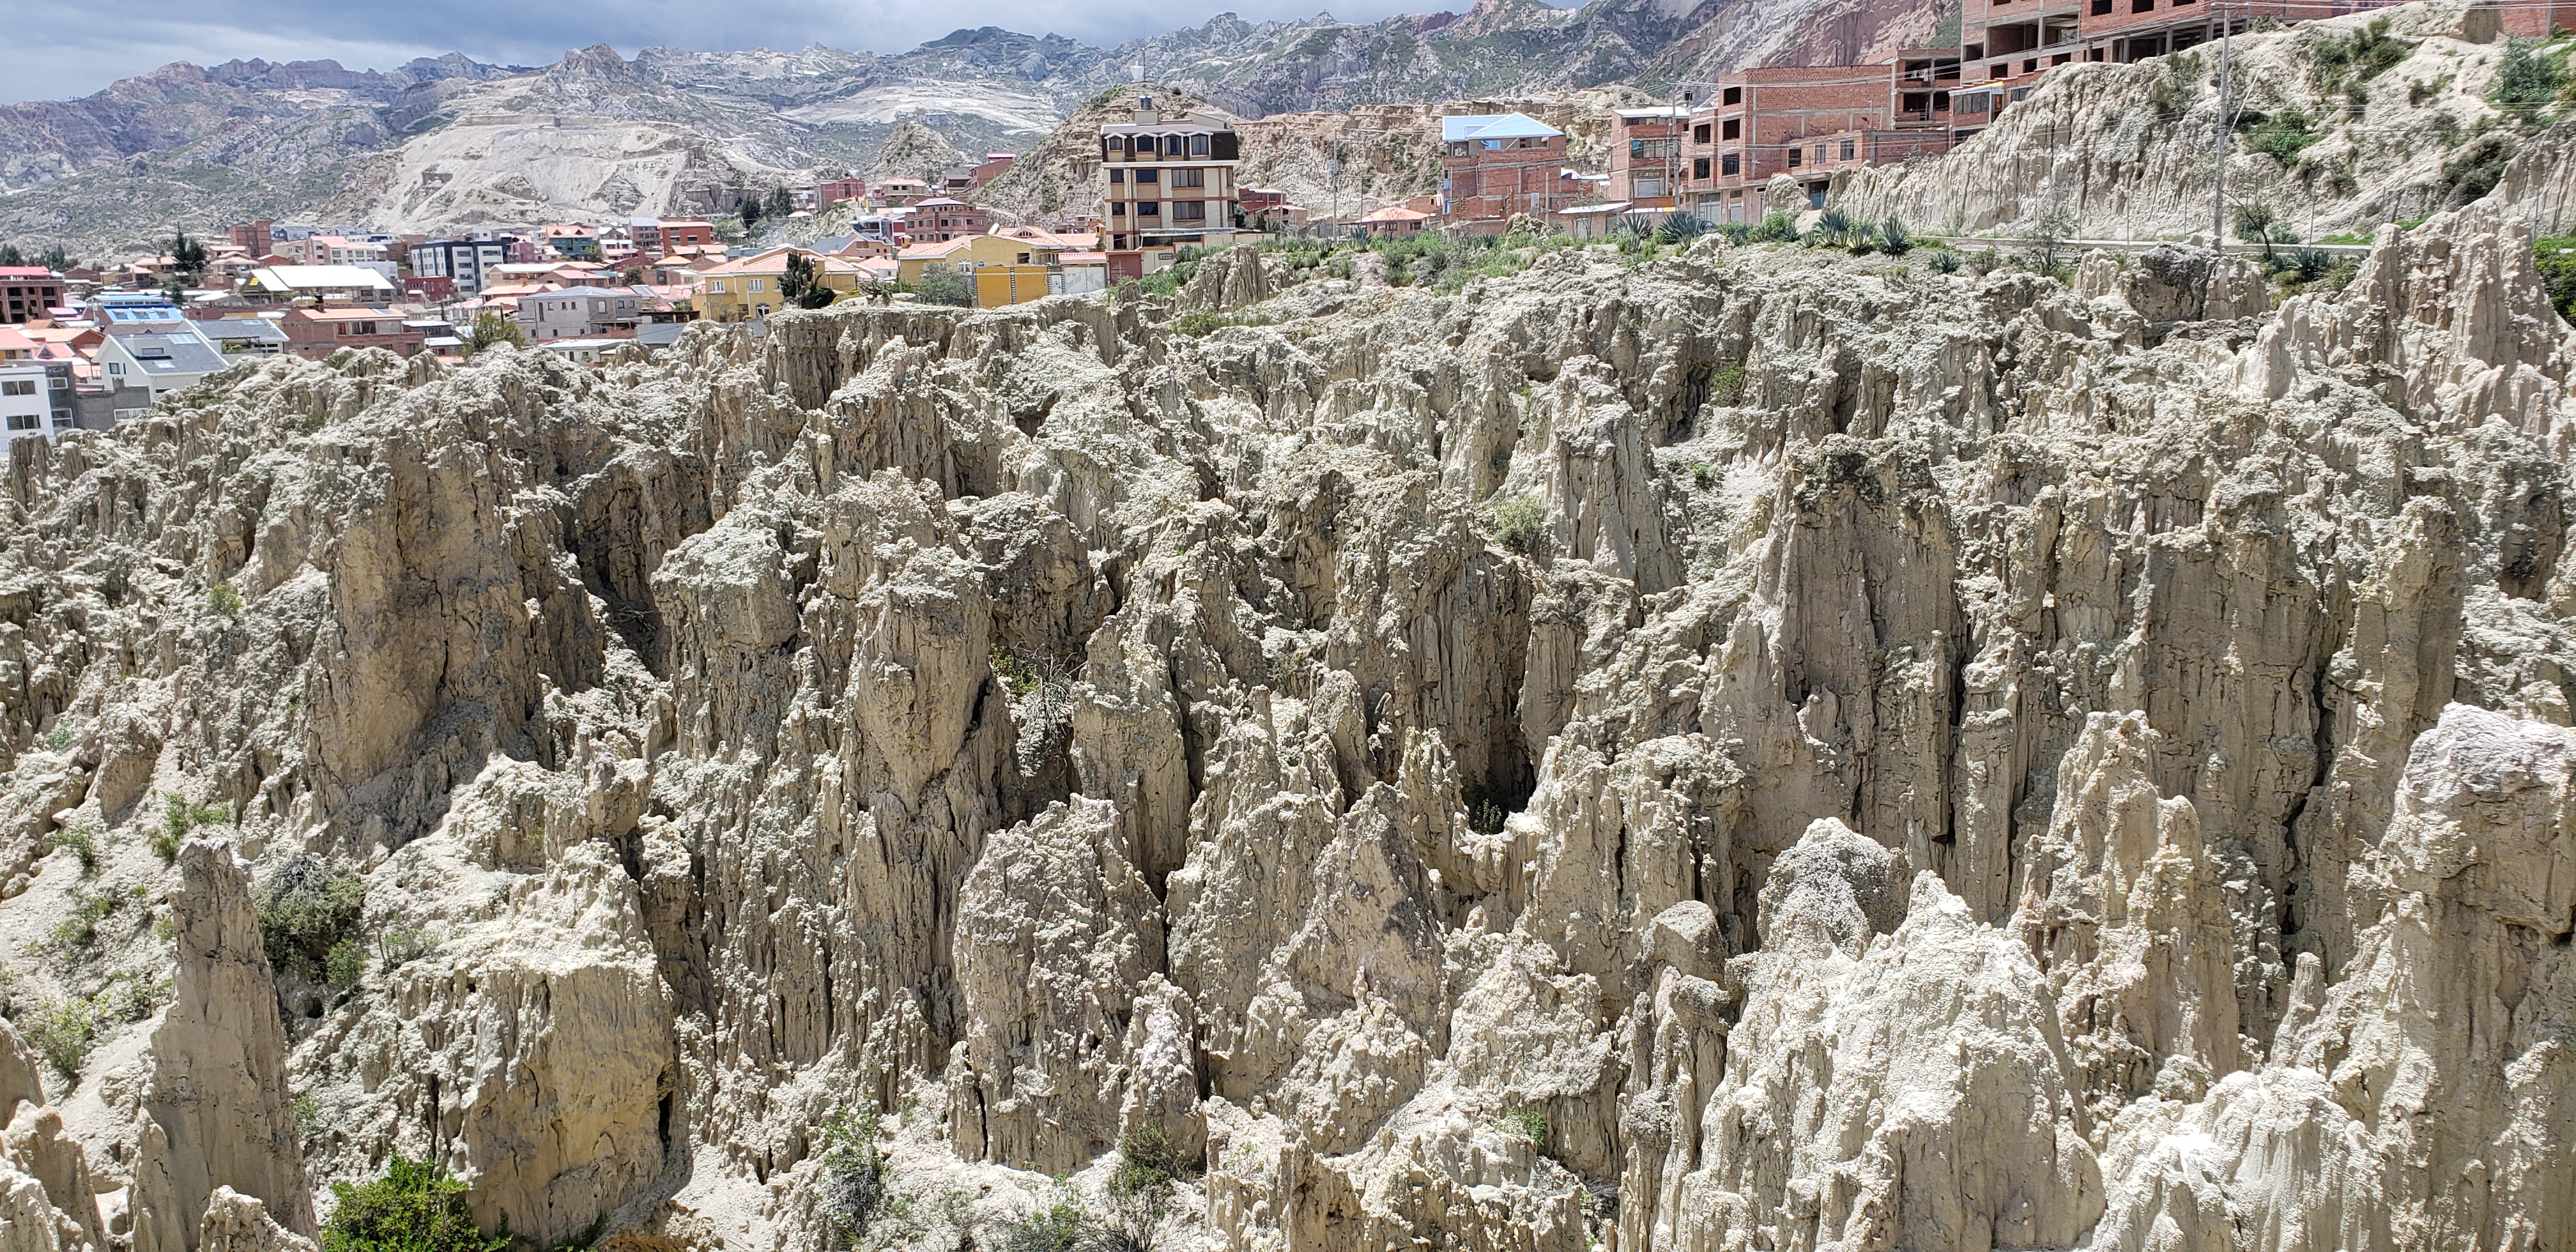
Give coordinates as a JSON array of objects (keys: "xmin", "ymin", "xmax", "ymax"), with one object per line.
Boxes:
[{"xmin": 0, "ymin": 0, "xmax": 1943, "ymax": 257}]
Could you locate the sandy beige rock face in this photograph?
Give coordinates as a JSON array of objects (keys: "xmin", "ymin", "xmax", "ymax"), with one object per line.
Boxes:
[{"xmin": 1, "ymin": 180, "xmax": 2572, "ymax": 1252}]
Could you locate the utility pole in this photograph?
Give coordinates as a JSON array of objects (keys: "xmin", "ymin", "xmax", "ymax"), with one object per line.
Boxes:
[{"xmin": 2213, "ymin": 3, "xmax": 2232, "ymax": 250}]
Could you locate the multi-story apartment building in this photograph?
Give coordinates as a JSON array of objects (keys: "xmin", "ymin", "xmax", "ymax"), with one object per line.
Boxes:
[
  {"xmin": 227, "ymin": 220, "xmax": 275, "ymax": 255},
  {"xmin": 0, "ymin": 267, "xmax": 65, "ymax": 324},
  {"xmin": 1609, "ymin": 107, "xmax": 1690, "ymax": 210},
  {"xmin": 1673, "ymin": 54, "xmax": 1958, "ymax": 221},
  {"xmin": 515, "ymin": 286, "xmax": 643, "ymax": 341},
  {"xmin": 0, "ymin": 360, "xmax": 77, "ymax": 446},
  {"xmin": 279, "ymin": 309, "xmax": 428, "ymax": 359},
  {"xmin": 1439, "ymin": 114, "xmax": 1568, "ymax": 232},
  {"xmin": 1098, "ymin": 97, "xmax": 1243, "ymax": 278},
  {"xmin": 816, "ymin": 177, "xmax": 870, "ymax": 208},
  {"xmin": 910, "ymin": 198, "xmax": 992, "ymax": 243},
  {"xmin": 410, "ymin": 239, "xmax": 516, "ymax": 296}
]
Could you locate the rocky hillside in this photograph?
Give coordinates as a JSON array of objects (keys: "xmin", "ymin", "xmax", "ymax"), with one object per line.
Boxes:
[
  {"xmin": 2, "ymin": 137, "xmax": 2573, "ymax": 1252},
  {"xmin": 0, "ymin": 0, "xmax": 1942, "ymax": 256}
]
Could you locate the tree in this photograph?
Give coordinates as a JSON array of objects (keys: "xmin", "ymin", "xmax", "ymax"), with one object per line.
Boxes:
[
  {"xmin": 912, "ymin": 263, "xmax": 974, "ymax": 307},
  {"xmin": 767, "ymin": 185, "xmax": 795, "ymax": 220},
  {"xmin": 167, "ymin": 230, "xmax": 208, "ymax": 286},
  {"xmin": 321, "ymin": 1157, "xmax": 509, "ymax": 1252},
  {"xmin": 459, "ymin": 310, "xmax": 525, "ymax": 356},
  {"xmin": 0, "ymin": 245, "xmax": 20, "ymax": 266},
  {"xmin": 739, "ymin": 194, "xmax": 764, "ymax": 231},
  {"xmin": 2026, "ymin": 204, "xmax": 2079, "ymax": 275},
  {"xmin": 780, "ymin": 252, "xmax": 836, "ymax": 308}
]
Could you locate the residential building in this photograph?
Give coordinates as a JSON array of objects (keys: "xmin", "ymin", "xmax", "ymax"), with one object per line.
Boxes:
[
  {"xmin": 1238, "ymin": 187, "xmax": 1307, "ymax": 227},
  {"xmin": 409, "ymin": 239, "xmax": 518, "ymax": 295},
  {"xmin": 1439, "ymin": 114, "xmax": 1568, "ymax": 232},
  {"xmin": 197, "ymin": 317, "xmax": 289, "ymax": 355},
  {"xmin": 658, "ymin": 220, "xmax": 718, "ymax": 251},
  {"xmin": 286, "ymin": 235, "xmax": 388, "ymax": 267},
  {"xmin": 245, "ymin": 265, "xmax": 399, "ymax": 303},
  {"xmin": 877, "ymin": 178, "xmax": 931, "ymax": 206},
  {"xmin": 1676, "ymin": 57, "xmax": 1954, "ymax": 220},
  {"xmin": 95, "ymin": 323, "xmax": 226, "ymax": 395},
  {"xmin": 536, "ymin": 338, "xmax": 633, "ymax": 366},
  {"xmin": 816, "ymin": 176, "xmax": 870, "ymax": 207},
  {"xmin": 970, "ymin": 153, "xmax": 1017, "ymax": 190},
  {"xmin": 516, "ymin": 286, "xmax": 643, "ymax": 341},
  {"xmin": 691, "ymin": 248, "xmax": 867, "ymax": 321},
  {"xmin": 541, "ymin": 224, "xmax": 602, "ymax": 260},
  {"xmin": 279, "ymin": 308, "xmax": 428, "ymax": 358},
  {"xmin": 1609, "ymin": 107, "xmax": 1690, "ymax": 210},
  {"xmin": 1, "ymin": 267, "xmax": 65, "ymax": 324},
  {"xmin": 227, "ymin": 220, "xmax": 275, "ymax": 254},
  {"xmin": 0, "ymin": 360, "xmax": 79, "ymax": 445},
  {"xmin": 896, "ymin": 233, "xmax": 1080, "ymax": 307},
  {"xmin": 1355, "ymin": 204, "xmax": 1432, "ymax": 238},
  {"xmin": 910, "ymin": 199, "xmax": 992, "ymax": 243},
  {"xmin": 1099, "ymin": 96, "xmax": 1244, "ymax": 277}
]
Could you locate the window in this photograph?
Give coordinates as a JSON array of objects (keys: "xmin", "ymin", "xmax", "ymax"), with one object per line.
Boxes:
[
  {"xmin": 1110, "ymin": 168, "xmax": 1124, "ymax": 183},
  {"xmin": 1721, "ymin": 153, "xmax": 1740, "ymax": 176},
  {"xmin": 750, "ymin": 279, "xmax": 765, "ymax": 292},
  {"xmin": 2025, "ymin": 58, "xmax": 2039, "ymax": 72},
  {"xmin": 1190, "ymin": 134, "xmax": 1209, "ymax": 156},
  {"xmin": 5, "ymin": 413, "xmax": 34, "ymax": 431},
  {"xmin": 1138, "ymin": 201, "xmax": 1160, "ymax": 217},
  {"xmin": 1786, "ymin": 148, "xmax": 1801, "ymax": 168},
  {"xmin": 1, "ymin": 380, "xmax": 31, "ymax": 396},
  {"xmin": 1693, "ymin": 156, "xmax": 1711, "ymax": 179},
  {"xmin": 1136, "ymin": 169, "xmax": 1159, "ymax": 184},
  {"xmin": 1693, "ymin": 124, "xmax": 1710, "ymax": 143},
  {"xmin": 1722, "ymin": 118, "xmax": 1741, "ymax": 140},
  {"xmin": 1016, "ymin": 253, "xmax": 1030, "ymax": 264},
  {"xmin": 1722, "ymin": 86, "xmax": 1742, "ymax": 105},
  {"xmin": 1111, "ymin": 202, "xmax": 1126, "ymax": 217},
  {"xmin": 709, "ymin": 280, "xmax": 726, "ymax": 293},
  {"xmin": 1172, "ymin": 168, "xmax": 1204, "ymax": 188},
  {"xmin": 1173, "ymin": 201, "xmax": 1206, "ymax": 222},
  {"xmin": 756, "ymin": 305, "xmax": 770, "ymax": 317},
  {"xmin": 1965, "ymin": 42, "xmax": 1985, "ymax": 58},
  {"xmin": 109, "ymin": 362, "xmax": 125, "ymax": 374},
  {"xmin": 2133, "ymin": 0, "xmax": 2152, "ymax": 9},
  {"xmin": 1482, "ymin": 139, "xmax": 1501, "ymax": 151},
  {"xmin": 1840, "ymin": 140, "xmax": 1855, "ymax": 160}
]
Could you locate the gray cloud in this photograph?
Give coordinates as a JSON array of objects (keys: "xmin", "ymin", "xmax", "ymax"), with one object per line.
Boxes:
[{"xmin": 4, "ymin": 0, "xmax": 1470, "ymax": 102}]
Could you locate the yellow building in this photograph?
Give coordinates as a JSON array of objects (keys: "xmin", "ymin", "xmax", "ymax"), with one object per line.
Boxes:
[
  {"xmin": 895, "ymin": 232, "xmax": 1085, "ymax": 309},
  {"xmin": 691, "ymin": 247, "xmax": 868, "ymax": 321}
]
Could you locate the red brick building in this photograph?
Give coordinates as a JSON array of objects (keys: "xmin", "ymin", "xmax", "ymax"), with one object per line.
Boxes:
[
  {"xmin": 1676, "ymin": 62, "xmax": 1951, "ymax": 222},
  {"xmin": 1, "ymin": 268, "xmax": 66, "ymax": 324},
  {"xmin": 910, "ymin": 198, "xmax": 992, "ymax": 243},
  {"xmin": 1609, "ymin": 107, "xmax": 1689, "ymax": 210},
  {"xmin": 279, "ymin": 307, "xmax": 427, "ymax": 359},
  {"xmin": 816, "ymin": 177, "xmax": 869, "ymax": 208},
  {"xmin": 1440, "ymin": 113, "xmax": 1568, "ymax": 233}
]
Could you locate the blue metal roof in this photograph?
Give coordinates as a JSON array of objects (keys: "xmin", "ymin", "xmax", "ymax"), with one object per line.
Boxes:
[{"xmin": 1440, "ymin": 113, "xmax": 1563, "ymax": 142}]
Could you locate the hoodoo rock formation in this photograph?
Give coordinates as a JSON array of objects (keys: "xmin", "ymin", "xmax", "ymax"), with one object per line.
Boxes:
[{"xmin": 1, "ymin": 201, "xmax": 2572, "ymax": 1251}]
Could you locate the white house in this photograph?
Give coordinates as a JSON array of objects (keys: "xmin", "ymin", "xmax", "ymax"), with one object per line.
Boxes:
[
  {"xmin": 96, "ymin": 323, "xmax": 226, "ymax": 398},
  {"xmin": 0, "ymin": 362, "xmax": 76, "ymax": 446}
]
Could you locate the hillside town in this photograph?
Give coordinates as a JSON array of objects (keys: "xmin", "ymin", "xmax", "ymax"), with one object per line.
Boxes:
[{"xmin": 0, "ymin": 0, "xmax": 2535, "ymax": 450}]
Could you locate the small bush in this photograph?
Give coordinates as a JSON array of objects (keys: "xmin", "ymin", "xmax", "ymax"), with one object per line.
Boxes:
[
  {"xmin": 992, "ymin": 1198, "xmax": 1101, "ymax": 1252},
  {"xmin": 45, "ymin": 825, "xmax": 100, "ymax": 876},
  {"xmin": 1110, "ymin": 1126, "xmax": 1194, "ymax": 1199},
  {"xmin": 1927, "ymin": 249, "xmax": 1963, "ymax": 275},
  {"xmin": 1878, "ymin": 218, "xmax": 1914, "ymax": 256},
  {"xmin": 2489, "ymin": 40, "xmax": 2567, "ymax": 121},
  {"xmin": 45, "ymin": 885, "xmax": 131, "ymax": 954},
  {"xmin": 378, "ymin": 928, "xmax": 436, "ymax": 973},
  {"xmin": 1170, "ymin": 311, "xmax": 1236, "ymax": 338},
  {"xmin": 19, "ymin": 996, "xmax": 96, "ymax": 1079},
  {"xmin": 326, "ymin": 939, "xmax": 367, "ymax": 992},
  {"xmin": 1460, "ymin": 772, "xmax": 1531, "ymax": 835},
  {"xmin": 2441, "ymin": 132, "xmax": 2518, "ymax": 205},
  {"xmin": 2246, "ymin": 109, "xmax": 2322, "ymax": 165},
  {"xmin": 991, "ymin": 644, "xmax": 1039, "ymax": 698},
  {"xmin": 207, "ymin": 581, "xmax": 243, "ymax": 616},
  {"xmin": 42, "ymin": 724, "xmax": 73, "ymax": 752},
  {"xmin": 321, "ymin": 1157, "xmax": 509, "ymax": 1252},
  {"xmin": 157, "ymin": 791, "xmax": 229, "ymax": 862},
  {"xmin": 255, "ymin": 857, "xmax": 367, "ymax": 982},
  {"xmin": 1708, "ymin": 363, "xmax": 1747, "ymax": 406},
  {"xmin": 815, "ymin": 1110, "xmax": 887, "ymax": 1248},
  {"xmin": 1749, "ymin": 211, "xmax": 1800, "ymax": 244},
  {"xmin": 1487, "ymin": 496, "xmax": 1546, "ymax": 557},
  {"xmin": 1496, "ymin": 1104, "xmax": 1549, "ymax": 1144},
  {"xmin": 912, "ymin": 264, "xmax": 976, "ymax": 308},
  {"xmin": 2285, "ymin": 247, "xmax": 2334, "ymax": 284}
]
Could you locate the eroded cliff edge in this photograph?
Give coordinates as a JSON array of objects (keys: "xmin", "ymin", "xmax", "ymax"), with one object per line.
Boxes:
[{"xmin": 0, "ymin": 206, "xmax": 2571, "ymax": 1252}]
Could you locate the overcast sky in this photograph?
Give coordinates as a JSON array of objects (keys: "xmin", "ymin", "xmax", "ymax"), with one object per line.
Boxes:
[{"xmin": 6, "ymin": 0, "xmax": 1494, "ymax": 103}]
